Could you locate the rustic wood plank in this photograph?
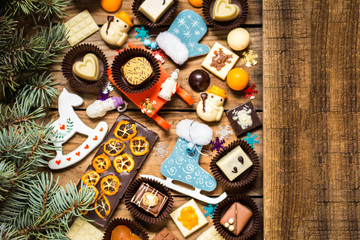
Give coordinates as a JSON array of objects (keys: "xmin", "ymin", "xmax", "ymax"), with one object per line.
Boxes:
[
  {"xmin": 50, "ymin": 110, "xmax": 263, "ymax": 196},
  {"xmin": 263, "ymin": 0, "xmax": 360, "ymax": 239},
  {"xmin": 64, "ymin": 0, "xmax": 262, "ymax": 25},
  {"xmin": 50, "ymin": 27, "xmax": 263, "ymax": 110}
]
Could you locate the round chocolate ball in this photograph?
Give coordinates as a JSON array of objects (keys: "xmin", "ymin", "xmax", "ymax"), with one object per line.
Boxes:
[{"xmin": 188, "ymin": 69, "xmax": 210, "ymax": 92}]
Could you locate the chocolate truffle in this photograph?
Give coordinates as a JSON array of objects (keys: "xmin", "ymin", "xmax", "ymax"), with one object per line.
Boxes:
[
  {"xmin": 188, "ymin": 69, "xmax": 210, "ymax": 92},
  {"xmin": 220, "ymin": 202, "xmax": 253, "ymax": 236},
  {"xmin": 130, "ymin": 182, "xmax": 168, "ymax": 217}
]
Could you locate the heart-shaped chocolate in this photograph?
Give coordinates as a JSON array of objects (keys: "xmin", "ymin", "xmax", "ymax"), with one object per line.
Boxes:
[
  {"xmin": 72, "ymin": 53, "xmax": 100, "ymax": 81},
  {"xmin": 232, "ymin": 166, "xmax": 238, "ymax": 173},
  {"xmin": 213, "ymin": 0, "xmax": 240, "ymax": 22},
  {"xmin": 238, "ymin": 156, "xmax": 244, "ymax": 164}
]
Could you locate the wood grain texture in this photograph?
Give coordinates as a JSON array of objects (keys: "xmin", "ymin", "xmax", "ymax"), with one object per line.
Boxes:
[{"xmin": 263, "ymin": 0, "xmax": 360, "ymax": 239}]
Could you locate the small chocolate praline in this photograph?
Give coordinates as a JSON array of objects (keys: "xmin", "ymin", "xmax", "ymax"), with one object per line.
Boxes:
[{"xmin": 188, "ymin": 69, "xmax": 210, "ymax": 92}]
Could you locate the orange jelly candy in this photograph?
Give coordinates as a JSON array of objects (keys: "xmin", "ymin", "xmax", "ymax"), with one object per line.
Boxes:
[{"xmin": 177, "ymin": 206, "xmax": 199, "ymax": 230}]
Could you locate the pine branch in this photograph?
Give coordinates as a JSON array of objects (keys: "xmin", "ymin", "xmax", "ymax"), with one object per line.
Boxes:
[
  {"xmin": 0, "ymin": 173, "xmax": 96, "ymax": 240},
  {"xmin": 17, "ymin": 72, "xmax": 59, "ymax": 108}
]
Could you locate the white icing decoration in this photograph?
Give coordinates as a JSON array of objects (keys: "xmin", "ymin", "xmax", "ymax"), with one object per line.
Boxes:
[
  {"xmin": 233, "ymin": 108, "xmax": 253, "ymax": 129},
  {"xmin": 228, "ymin": 218, "xmax": 234, "ymax": 224},
  {"xmin": 224, "ymin": 222, "xmax": 230, "ymax": 228},
  {"xmin": 229, "ymin": 225, "xmax": 235, "ymax": 231}
]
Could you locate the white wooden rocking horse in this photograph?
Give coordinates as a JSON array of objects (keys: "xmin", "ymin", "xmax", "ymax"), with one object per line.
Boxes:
[{"xmin": 48, "ymin": 88, "xmax": 108, "ymax": 170}]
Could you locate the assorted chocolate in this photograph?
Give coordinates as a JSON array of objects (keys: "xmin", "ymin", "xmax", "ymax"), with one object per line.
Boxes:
[
  {"xmin": 188, "ymin": 69, "xmax": 211, "ymax": 92},
  {"xmin": 170, "ymin": 199, "xmax": 208, "ymax": 238},
  {"xmin": 226, "ymin": 101, "xmax": 262, "ymax": 138},
  {"xmin": 220, "ymin": 202, "xmax": 253, "ymax": 236},
  {"xmin": 78, "ymin": 114, "xmax": 158, "ymax": 227},
  {"xmin": 130, "ymin": 182, "xmax": 168, "ymax": 217},
  {"xmin": 121, "ymin": 57, "xmax": 154, "ymax": 89},
  {"xmin": 111, "ymin": 225, "xmax": 141, "ymax": 240},
  {"xmin": 103, "ymin": 218, "xmax": 149, "ymax": 240},
  {"xmin": 216, "ymin": 146, "xmax": 253, "ymax": 181},
  {"xmin": 139, "ymin": 0, "xmax": 174, "ymax": 23},
  {"xmin": 153, "ymin": 227, "xmax": 178, "ymax": 240}
]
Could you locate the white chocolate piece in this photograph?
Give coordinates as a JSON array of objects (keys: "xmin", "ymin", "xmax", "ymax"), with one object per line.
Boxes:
[
  {"xmin": 170, "ymin": 199, "xmax": 208, "ymax": 238},
  {"xmin": 224, "ymin": 222, "xmax": 230, "ymax": 228},
  {"xmin": 227, "ymin": 28, "xmax": 250, "ymax": 51},
  {"xmin": 196, "ymin": 93, "xmax": 226, "ymax": 122},
  {"xmin": 66, "ymin": 218, "xmax": 103, "ymax": 240},
  {"xmin": 100, "ymin": 16, "xmax": 132, "ymax": 47},
  {"xmin": 72, "ymin": 53, "xmax": 99, "ymax": 81},
  {"xmin": 139, "ymin": 0, "xmax": 174, "ymax": 23},
  {"xmin": 196, "ymin": 226, "xmax": 224, "ymax": 240},
  {"xmin": 228, "ymin": 218, "xmax": 234, "ymax": 224},
  {"xmin": 64, "ymin": 10, "xmax": 99, "ymax": 46},
  {"xmin": 216, "ymin": 146, "xmax": 253, "ymax": 181},
  {"xmin": 212, "ymin": 0, "xmax": 240, "ymax": 22},
  {"xmin": 228, "ymin": 225, "xmax": 235, "ymax": 231},
  {"xmin": 201, "ymin": 42, "xmax": 239, "ymax": 80}
]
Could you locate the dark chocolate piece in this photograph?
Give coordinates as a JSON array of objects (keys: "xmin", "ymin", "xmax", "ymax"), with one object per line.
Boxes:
[
  {"xmin": 220, "ymin": 202, "xmax": 253, "ymax": 236},
  {"xmin": 188, "ymin": 69, "xmax": 210, "ymax": 92},
  {"xmin": 77, "ymin": 114, "xmax": 158, "ymax": 227},
  {"xmin": 130, "ymin": 183, "xmax": 168, "ymax": 217},
  {"xmin": 226, "ymin": 101, "xmax": 262, "ymax": 138},
  {"xmin": 153, "ymin": 227, "xmax": 178, "ymax": 240}
]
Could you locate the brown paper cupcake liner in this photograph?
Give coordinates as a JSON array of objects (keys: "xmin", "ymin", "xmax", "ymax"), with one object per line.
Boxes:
[
  {"xmin": 202, "ymin": 0, "xmax": 248, "ymax": 30},
  {"xmin": 213, "ymin": 195, "xmax": 260, "ymax": 240},
  {"xmin": 62, "ymin": 43, "xmax": 108, "ymax": 89},
  {"xmin": 103, "ymin": 218, "xmax": 149, "ymax": 240},
  {"xmin": 210, "ymin": 139, "xmax": 259, "ymax": 188},
  {"xmin": 132, "ymin": 0, "xmax": 179, "ymax": 28},
  {"xmin": 111, "ymin": 48, "xmax": 161, "ymax": 94},
  {"xmin": 124, "ymin": 177, "xmax": 174, "ymax": 224}
]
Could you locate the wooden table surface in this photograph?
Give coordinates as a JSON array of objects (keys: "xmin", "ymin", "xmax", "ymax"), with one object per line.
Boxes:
[{"xmin": 50, "ymin": 0, "xmax": 264, "ymax": 239}]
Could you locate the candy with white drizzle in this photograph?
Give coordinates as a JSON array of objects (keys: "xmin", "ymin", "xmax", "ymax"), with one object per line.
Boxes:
[{"xmin": 130, "ymin": 182, "xmax": 168, "ymax": 217}]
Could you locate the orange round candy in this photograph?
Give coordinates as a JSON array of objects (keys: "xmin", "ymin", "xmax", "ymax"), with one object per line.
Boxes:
[
  {"xmin": 101, "ymin": 0, "xmax": 122, "ymax": 12},
  {"xmin": 188, "ymin": 0, "xmax": 203, "ymax": 8},
  {"xmin": 226, "ymin": 68, "xmax": 249, "ymax": 91}
]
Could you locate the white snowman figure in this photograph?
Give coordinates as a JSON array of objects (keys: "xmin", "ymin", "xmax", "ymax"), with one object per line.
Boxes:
[
  {"xmin": 86, "ymin": 97, "xmax": 127, "ymax": 118},
  {"xmin": 196, "ymin": 86, "xmax": 227, "ymax": 122},
  {"xmin": 100, "ymin": 11, "xmax": 134, "ymax": 47},
  {"xmin": 158, "ymin": 69, "xmax": 179, "ymax": 101}
]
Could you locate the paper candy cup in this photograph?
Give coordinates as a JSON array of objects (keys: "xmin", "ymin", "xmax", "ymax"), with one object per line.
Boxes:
[
  {"xmin": 62, "ymin": 43, "xmax": 108, "ymax": 89},
  {"xmin": 124, "ymin": 177, "xmax": 174, "ymax": 224},
  {"xmin": 210, "ymin": 139, "xmax": 260, "ymax": 188},
  {"xmin": 202, "ymin": 0, "xmax": 248, "ymax": 30},
  {"xmin": 103, "ymin": 218, "xmax": 149, "ymax": 240},
  {"xmin": 213, "ymin": 195, "xmax": 260, "ymax": 240},
  {"xmin": 132, "ymin": 0, "xmax": 179, "ymax": 28},
  {"xmin": 111, "ymin": 48, "xmax": 161, "ymax": 94}
]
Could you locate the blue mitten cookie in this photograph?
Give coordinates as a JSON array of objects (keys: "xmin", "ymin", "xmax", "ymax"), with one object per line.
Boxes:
[{"xmin": 156, "ymin": 10, "xmax": 209, "ymax": 65}]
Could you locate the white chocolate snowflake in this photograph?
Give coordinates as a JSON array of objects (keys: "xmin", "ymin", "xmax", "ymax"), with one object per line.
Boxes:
[{"xmin": 216, "ymin": 124, "xmax": 233, "ymax": 140}]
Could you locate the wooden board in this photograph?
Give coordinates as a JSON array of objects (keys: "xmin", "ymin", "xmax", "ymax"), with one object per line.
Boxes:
[
  {"xmin": 263, "ymin": 0, "xmax": 360, "ymax": 239},
  {"xmin": 50, "ymin": 0, "xmax": 263, "ymax": 239}
]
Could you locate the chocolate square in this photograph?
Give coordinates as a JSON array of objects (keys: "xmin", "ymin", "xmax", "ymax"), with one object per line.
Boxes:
[
  {"xmin": 226, "ymin": 101, "xmax": 262, "ymax": 138},
  {"xmin": 130, "ymin": 183, "xmax": 168, "ymax": 217},
  {"xmin": 153, "ymin": 227, "xmax": 178, "ymax": 240}
]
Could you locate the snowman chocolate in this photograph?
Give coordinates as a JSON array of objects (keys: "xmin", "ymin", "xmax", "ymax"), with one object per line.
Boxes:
[
  {"xmin": 100, "ymin": 11, "xmax": 134, "ymax": 47},
  {"xmin": 196, "ymin": 86, "xmax": 227, "ymax": 122}
]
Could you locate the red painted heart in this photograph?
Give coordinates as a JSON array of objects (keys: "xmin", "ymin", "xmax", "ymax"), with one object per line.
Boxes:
[
  {"xmin": 56, "ymin": 160, "xmax": 61, "ymax": 165},
  {"xmin": 76, "ymin": 152, "xmax": 80, "ymax": 156},
  {"xmin": 93, "ymin": 136, "xmax": 98, "ymax": 140},
  {"xmin": 100, "ymin": 127, "xmax": 103, "ymax": 132},
  {"xmin": 84, "ymin": 144, "xmax": 89, "ymax": 149},
  {"xmin": 59, "ymin": 125, "xmax": 65, "ymax": 130},
  {"xmin": 66, "ymin": 157, "xmax": 71, "ymax": 161}
]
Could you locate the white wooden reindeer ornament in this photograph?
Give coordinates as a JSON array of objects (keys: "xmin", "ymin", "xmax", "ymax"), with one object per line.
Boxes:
[{"xmin": 48, "ymin": 88, "xmax": 108, "ymax": 170}]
